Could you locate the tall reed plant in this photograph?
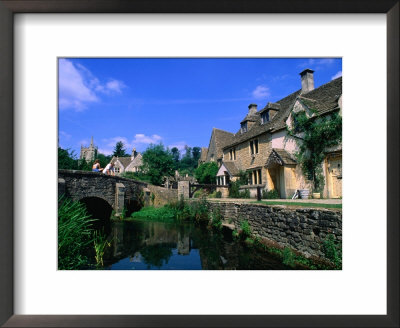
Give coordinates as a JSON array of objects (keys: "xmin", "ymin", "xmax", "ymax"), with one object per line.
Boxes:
[{"xmin": 58, "ymin": 197, "xmax": 96, "ymax": 270}]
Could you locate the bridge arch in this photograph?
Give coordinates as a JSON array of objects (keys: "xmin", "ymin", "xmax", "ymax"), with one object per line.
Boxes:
[{"xmin": 79, "ymin": 196, "xmax": 113, "ymax": 232}]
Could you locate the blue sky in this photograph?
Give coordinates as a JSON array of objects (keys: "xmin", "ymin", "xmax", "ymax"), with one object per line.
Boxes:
[{"xmin": 58, "ymin": 58, "xmax": 342, "ymax": 157}]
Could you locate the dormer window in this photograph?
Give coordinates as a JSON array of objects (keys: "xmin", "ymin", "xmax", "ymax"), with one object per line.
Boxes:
[
  {"xmin": 261, "ymin": 111, "xmax": 270, "ymax": 124},
  {"xmin": 241, "ymin": 122, "xmax": 247, "ymax": 133}
]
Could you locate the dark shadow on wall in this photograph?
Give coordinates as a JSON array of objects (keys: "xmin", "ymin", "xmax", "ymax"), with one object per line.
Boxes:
[
  {"xmin": 125, "ymin": 198, "xmax": 143, "ymax": 217},
  {"xmin": 80, "ymin": 197, "xmax": 113, "ymax": 234}
]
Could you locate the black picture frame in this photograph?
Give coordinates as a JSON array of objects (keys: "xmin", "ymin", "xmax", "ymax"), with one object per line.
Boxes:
[{"xmin": 0, "ymin": 1, "xmax": 398, "ymax": 327}]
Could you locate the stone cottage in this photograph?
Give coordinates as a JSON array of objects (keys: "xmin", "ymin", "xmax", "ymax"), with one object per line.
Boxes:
[
  {"xmin": 206, "ymin": 69, "xmax": 342, "ymax": 199},
  {"xmin": 110, "ymin": 148, "xmax": 143, "ymax": 175}
]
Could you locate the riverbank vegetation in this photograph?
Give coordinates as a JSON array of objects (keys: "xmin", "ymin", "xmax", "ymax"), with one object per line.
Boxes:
[{"xmin": 58, "ymin": 196, "xmax": 111, "ymax": 270}]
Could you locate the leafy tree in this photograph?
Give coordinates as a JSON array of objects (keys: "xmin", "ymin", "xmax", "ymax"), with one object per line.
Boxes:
[
  {"xmin": 194, "ymin": 162, "xmax": 218, "ymax": 184},
  {"xmin": 287, "ymin": 110, "xmax": 342, "ymax": 192},
  {"xmin": 192, "ymin": 147, "xmax": 201, "ymax": 165},
  {"xmin": 141, "ymin": 143, "xmax": 175, "ymax": 186},
  {"xmin": 171, "ymin": 147, "xmax": 180, "ymax": 170},
  {"xmin": 113, "ymin": 141, "xmax": 127, "ymax": 157},
  {"xmin": 58, "ymin": 147, "xmax": 78, "ymax": 170}
]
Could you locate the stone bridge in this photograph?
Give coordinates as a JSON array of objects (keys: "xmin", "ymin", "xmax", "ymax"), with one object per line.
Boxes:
[{"xmin": 58, "ymin": 170, "xmax": 178, "ymax": 221}]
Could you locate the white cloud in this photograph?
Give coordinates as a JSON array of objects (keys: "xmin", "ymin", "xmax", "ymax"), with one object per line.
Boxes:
[
  {"xmin": 59, "ymin": 59, "xmax": 126, "ymax": 111},
  {"xmin": 59, "ymin": 59, "xmax": 98, "ymax": 111},
  {"xmin": 331, "ymin": 70, "xmax": 342, "ymax": 80},
  {"xmin": 168, "ymin": 141, "xmax": 187, "ymax": 152},
  {"xmin": 252, "ymin": 85, "xmax": 270, "ymax": 99},
  {"xmin": 298, "ymin": 58, "xmax": 336, "ymax": 70},
  {"xmin": 98, "ymin": 134, "xmax": 163, "ymax": 155},
  {"xmin": 59, "ymin": 130, "xmax": 71, "ymax": 140},
  {"xmin": 132, "ymin": 134, "xmax": 162, "ymax": 145}
]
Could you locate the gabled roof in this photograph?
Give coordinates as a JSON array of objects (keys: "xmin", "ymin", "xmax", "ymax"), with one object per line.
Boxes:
[
  {"xmin": 224, "ymin": 76, "xmax": 342, "ymax": 149},
  {"xmin": 224, "ymin": 89, "xmax": 301, "ymax": 148},
  {"xmin": 266, "ymin": 148, "xmax": 297, "ymax": 168},
  {"xmin": 210, "ymin": 128, "xmax": 235, "ymax": 159},
  {"xmin": 199, "ymin": 147, "xmax": 208, "ymax": 162},
  {"xmin": 222, "ymin": 161, "xmax": 240, "ymax": 176},
  {"xmin": 111, "ymin": 156, "xmax": 133, "ymax": 168},
  {"xmin": 128, "ymin": 153, "xmax": 143, "ymax": 168}
]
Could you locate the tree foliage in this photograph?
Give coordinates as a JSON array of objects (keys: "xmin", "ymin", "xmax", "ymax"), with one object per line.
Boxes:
[
  {"xmin": 113, "ymin": 141, "xmax": 127, "ymax": 157},
  {"xmin": 287, "ymin": 110, "xmax": 342, "ymax": 192},
  {"xmin": 141, "ymin": 143, "xmax": 175, "ymax": 186},
  {"xmin": 194, "ymin": 162, "xmax": 218, "ymax": 184},
  {"xmin": 58, "ymin": 147, "xmax": 78, "ymax": 170}
]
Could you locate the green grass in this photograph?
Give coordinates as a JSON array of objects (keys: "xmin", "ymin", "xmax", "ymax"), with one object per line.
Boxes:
[
  {"xmin": 254, "ymin": 201, "xmax": 342, "ymax": 209},
  {"xmin": 129, "ymin": 206, "xmax": 177, "ymax": 222}
]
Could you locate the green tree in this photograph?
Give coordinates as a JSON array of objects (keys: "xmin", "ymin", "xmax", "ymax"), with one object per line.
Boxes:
[
  {"xmin": 287, "ymin": 110, "xmax": 342, "ymax": 192},
  {"xmin": 141, "ymin": 143, "xmax": 175, "ymax": 186},
  {"xmin": 58, "ymin": 147, "xmax": 78, "ymax": 170},
  {"xmin": 113, "ymin": 141, "xmax": 127, "ymax": 157},
  {"xmin": 194, "ymin": 162, "xmax": 218, "ymax": 184},
  {"xmin": 96, "ymin": 153, "xmax": 112, "ymax": 169},
  {"xmin": 171, "ymin": 147, "xmax": 180, "ymax": 170},
  {"xmin": 192, "ymin": 147, "xmax": 201, "ymax": 166}
]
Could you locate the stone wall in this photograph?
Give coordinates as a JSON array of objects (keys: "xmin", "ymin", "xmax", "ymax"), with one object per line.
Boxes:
[
  {"xmin": 207, "ymin": 200, "xmax": 342, "ymax": 259},
  {"xmin": 146, "ymin": 184, "xmax": 178, "ymax": 207}
]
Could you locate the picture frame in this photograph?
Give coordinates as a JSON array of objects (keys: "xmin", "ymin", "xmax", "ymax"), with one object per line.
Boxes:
[{"xmin": 0, "ymin": 0, "xmax": 398, "ymax": 327}]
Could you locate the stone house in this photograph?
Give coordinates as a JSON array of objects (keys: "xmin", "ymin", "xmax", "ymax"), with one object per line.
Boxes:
[
  {"xmin": 204, "ymin": 128, "xmax": 235, "ymax": 166},
  {"xmin": 209, "ymin": 69, "xmax": 342, "ymax": 199},
  {"xmin": 110, "ymin": 148, "xmax": 143, "ymax": 175}
]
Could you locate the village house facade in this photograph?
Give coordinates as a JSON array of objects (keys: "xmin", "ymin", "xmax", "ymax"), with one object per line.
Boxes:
[
  {"xmin": 207, "ymin": 69, "xmax": 342, "ymax": 199},
  {"xmin": 110, "ymin": 148, "xmax": 143, "ymax": 176}
]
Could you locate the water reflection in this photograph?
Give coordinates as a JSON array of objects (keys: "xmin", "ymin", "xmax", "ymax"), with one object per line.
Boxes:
[{"xmin": 103, "ymin": 220, "xmax": 290, "ymax": 270}]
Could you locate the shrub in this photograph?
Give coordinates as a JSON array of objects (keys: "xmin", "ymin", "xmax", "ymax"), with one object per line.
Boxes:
[
  {"xmin": 240, "ymin": 220, "xmax": 251, "ymax": 238},
  {"xmin": 239, "ymin": 189, "xmax": 251, "ymax": 199},
  {"xmin": 282, "ymin": 247, "xmax": 295, "ymax": 267},
  {"xmin": 93, "ymin": 231, "xmax": 111, "ymax": 267},
  {"xmin": 262, "ymin": 189, "xmax": 279, "ymax": 199},
  {"xmin": 215, "ymin": 191, "xmax": 222, "ymax": 198},
  {"xmin": 210, "ymin": 209, "xmax": 223, "ymax": 231},
  {"xmin": 322, "ymin": 234, "xmax": 342, "ymax": 268},
  {"xmin": 58, "ymin": 197, "xmax": 96, "ymax": 270}
]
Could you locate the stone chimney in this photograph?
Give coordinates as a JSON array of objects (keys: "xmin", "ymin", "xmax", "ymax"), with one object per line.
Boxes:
[
  {"xmin": 300, "ymin": 69, "xmax": 314, "ymax": 94},
  {"xmin": 248, "ymin": 103, "xmax": 258, "ymax": 115},
  {"xmin": 131, "ymin": 148, "xmax": 137, "ymax": 161}
]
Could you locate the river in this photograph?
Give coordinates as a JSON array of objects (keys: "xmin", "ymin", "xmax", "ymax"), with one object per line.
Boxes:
[{"xmin": 100, "ymin": 219, "xmax": 292, "ymax": 270}]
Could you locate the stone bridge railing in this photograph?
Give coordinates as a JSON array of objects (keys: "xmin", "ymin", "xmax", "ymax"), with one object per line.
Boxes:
[{"xmin": 58, "ymin": 170, "xmax": 178, "ymax": 216}]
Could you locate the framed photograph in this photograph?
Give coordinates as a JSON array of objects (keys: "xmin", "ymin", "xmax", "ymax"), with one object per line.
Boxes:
[{"xmin": 0, "ymin": 1, "xmax": 398, "ymax": 327}]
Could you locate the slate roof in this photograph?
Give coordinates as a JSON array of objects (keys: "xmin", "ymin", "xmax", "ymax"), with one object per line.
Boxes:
[
  {"xmin": 224, "ymin": 89, "xmax": 301, "ymax": 148},
  {"xmin": 111, "ymin": 156, "xmax": 132, "ymax": 168},
  {"xmin": 211, "ymin": 128, "xmax": 235, "ymax": 159},
  {"xmin": 222, "ymin": 161, "xmax": 240, "ymax": 176},
  {"xmin": 272, "ymin": 149, "xmax": 297, "ymax": 165},
  {"xmin": 199, "ymin": 147, "xmax": 208, "ymax": 162},
  {"xmin": 128, "ymin": 153, "xmax": 143, "ymax": 168},
  {"xmin": 223, "ymin": 76, "xmax": 342, "ymax": 149}
]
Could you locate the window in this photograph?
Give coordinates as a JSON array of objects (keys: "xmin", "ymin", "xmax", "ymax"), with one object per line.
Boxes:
[
  {"xmin": 250, "ymin": 139, "xmax": 259, "ymax": 155},
  {"xmin": 248, "ymin": 172, "xmax": 253, "ymax": 185},
  {"xmin": 241, "ymin": 122, "xmax": 247, "ymax": 133},
  {"xmin": 261, "ymin": 111, "xmax": 269, "ymax": 124},
  {"xmin": 115, "ymin": 167, "xmax": 120, "ymax": 174},
  {"xmin": 257, "ymin": 169, "xmax": 262, "ymax": 184},
  {"xmin": 229, "ymin": 148, "xmax": 236, "ymax": 160}
]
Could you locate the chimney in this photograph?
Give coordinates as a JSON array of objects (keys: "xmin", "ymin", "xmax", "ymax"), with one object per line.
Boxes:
[
  {"xmin": 131, "ymin": 148, "xmax": 137, "ymax": 161},
  {"xmin": 248, "ymin": 103, "xmax": 258, "ymax": 115},
  {"xmin": 300, "ymin": 69, "xmax": 314, "ymax": 94}
]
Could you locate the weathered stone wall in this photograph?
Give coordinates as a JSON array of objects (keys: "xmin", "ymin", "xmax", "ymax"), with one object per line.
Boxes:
[
  {"xmin": 207, "ymin": 200, "xmax": 342, "ymax": 259},
  {"xmin": 223, "ymin": 132, "xmax": 271, "ymax": 183},
  {"xmin": 146, "ymin": 184, "xmax": 178, "ymax": 207}
]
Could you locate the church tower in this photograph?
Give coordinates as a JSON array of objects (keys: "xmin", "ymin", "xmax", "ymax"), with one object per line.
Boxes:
[{"xmin": 80, "ymin": 136, "xmax": 98, "ymax": 162}]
